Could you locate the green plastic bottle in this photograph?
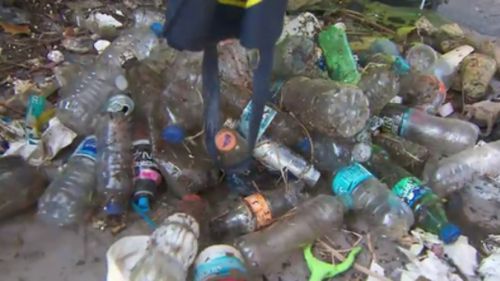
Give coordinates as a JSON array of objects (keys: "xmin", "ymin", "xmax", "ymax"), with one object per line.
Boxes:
[{"xmin": 365, "ymin": 146, "xmax": 461, "ymax": 244}]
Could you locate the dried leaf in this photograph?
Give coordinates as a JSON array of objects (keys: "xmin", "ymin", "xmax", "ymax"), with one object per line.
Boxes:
[{"xmin": 0, "ymin": 22, "xmax": 31, "ymax": 35}]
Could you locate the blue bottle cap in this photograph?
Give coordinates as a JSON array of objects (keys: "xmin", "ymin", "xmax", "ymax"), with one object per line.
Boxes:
[
  {"xmin": 162, "ymin": 125, "xmax": 185, "ymax": 144},
  {"xmin": 105, "ymin": 201, "xmax": 123, "ymax": 216},
  {"xmin": 149, "ymin": 22, "xmax": 164, "ymax": 37},
  {"xmin": 439, "ymin": 223, "xmax": 461, "ymax": 244},
  {"xmin": 394, "ymin": 56, "xmax": 411, "ymax": 75},
  {"xmin": 137, "ymin": 197, "xmax": 151, "ymax": 212},
  {"xmin": 295, "ymin": 138, "xmax": 311, "ymax": 154}
]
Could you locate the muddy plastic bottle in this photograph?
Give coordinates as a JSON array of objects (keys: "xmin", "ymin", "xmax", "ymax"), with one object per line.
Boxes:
[
  {"xmin": 399, "ymin": 73, "xmax": 446, "ymax": 114},
  {"xmin": 295, "ymin": 133, "xmax": 372, "ymax": 173},
  {"xmin": 38, "ymin": 136, "xmax": 96, "ymax": 226},
  {"xmin": 273, "ymin": 36, "xmax": 326, "ymax": 79},
  {"xmin": 0, "ymin": 156, "xmax": 48, "ymax": 220},
  {"xmin": 424, "ymin": 140, "xmax": 500, "ymax": 196},
  {"xmin": 234, "ymin": 194, "xmax": 344, "ymax": 275},
  {"xmin": 96, "ymin": 94, "xmax": 134, "ymax": 216},
  {"xmin": 194, "ymin": 245, "xmax": 249, "ymax": 281},
  {"xmin": 220, "ymin": 82, "xmax": 305, "ymax": 147},
  {"xmin": 210, "ymin": 181, "xmax": 305, "ymax": 237},
  {"xmin": 381, "ymin": 104, "xmax": 479, "ymax": 156},
  {"xmin": 281, "ymin": 76, "xmax": 370, "ymax": 138},
  {"xmin": 361, "ymin": 38, "xmax": 410, "ymax": 74},
  {"xmin": 332, "ymin": 163, "xmax": 414, "ymax": 239},
  {"xmin": 358, "ymin": 63, "xmax": 400, "ymax": 114},
  {"xmin": 365, "ymin": 148, "xmax": 461, "ymax": 243}
]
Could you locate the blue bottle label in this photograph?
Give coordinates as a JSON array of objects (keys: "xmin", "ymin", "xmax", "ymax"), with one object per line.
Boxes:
[
  {"xmin": 332, "ymin": 163, "xmax": 373, "ymax": 195},
  {"xmin": 194, "ymin": 256, "xmax": 247, "ymax": 281},
  {"xmin": 392, "ymin": 177, "xmax": 430, "ymax": 208},
  {"xmin": 238, "ymin": 101, "xmax": 277, "ymax": 141},
  {"xmin": 72, "ymin": 136, "xmax": 97, "ymax": 161}
]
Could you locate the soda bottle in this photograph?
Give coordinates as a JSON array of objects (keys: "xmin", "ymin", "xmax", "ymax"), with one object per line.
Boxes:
[
  {"xmin": 332, "ymin": 163, "xmax": 414, "ymax": 240},
  {"xmin": 234, "ymin": 195, "xmax": 344, "ymax": 275},
  {"xmin": 0, "ymin": 156, "xmax": 48, "ymax": 220},
  {"xmin": 380, "ymin": 103, "xmax": 479, "ymax": 156},
  {"xmin": 295, "ymin": 133, "xmax": 372, "ymax": 173},
  {"xmin": 364, "ymin": 147, "xmax": 461, "ymax": 244},
  {"xmin": 423, "ymin": 140, "xmax": 500, "ymax": 196},
  {"xmin": 38, "ymin": 136, "xmax": 97, "ymax": 226},
  {"xmin": 131, "ymin": 114, "xmax": 162, "ymax": 212},
  {"xmin": 281, "ymin": 76, "xmax": 370, "ymax": 138},
  {"xmin": 220, "ymin": 82, "xmax": 306, "ymax": 147},
  {"xmin": 210, "ymin": 181, "xmax": 305, "ymax": 237},
  {"xmin": 399, "ymin": 73, "xmax": 446, "ymax": 115},
  {"xmin": 96, "ymin": 94, "xmax": 134, "ymax": 216},
  {"xmin": 194, "ymin": 245, "xmax": 249, "ymax": 281},
  {"xmin": 357, "ymin": 63, "xmax": 400, "ymax": 115},
  {"xmin": 373, "ymin": 133, "xmax": 430, "ymax": 176}
]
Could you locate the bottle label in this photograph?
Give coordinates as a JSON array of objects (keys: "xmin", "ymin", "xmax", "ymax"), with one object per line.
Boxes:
[
  {"xmin": 194, "ymin": 255, "xmax": 248, "ymax": 281},
  {"xmin": 25, "ymin": 95, "xmax": 46, "ymax": 145},
  {"xmin": 392, "ymin": 177, "xmax": 430, "ymax": 207},
  {"xmin": 381, "ymin": 116, "xmax": 401, "ymax": 135},
  {"xmin": 72, "ymin": 136, "xmax": 97, "ymax": 160},
  {"xmin": 163, "ymin": 160, "xmax": 182, "ymax": 179},
  {"xmin": 332, "ymin": 163, "xmax": 373, "ymax": 195},
  {"xmin": 133, "ymin": 140, "xmax": 162, "ymax": 185},
  {"xmin": 238, "ymin": 101, "xmax": 277, "ymax": 141},
  {"xmin": 244, "ymin": 193, "xmax": 273, "ymax": 228}
]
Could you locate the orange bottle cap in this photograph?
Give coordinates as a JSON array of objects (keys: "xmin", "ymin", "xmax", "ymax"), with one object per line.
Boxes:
[{"xmin": 215, "ymin": 129, "xmax": 238, "ymax": 152}]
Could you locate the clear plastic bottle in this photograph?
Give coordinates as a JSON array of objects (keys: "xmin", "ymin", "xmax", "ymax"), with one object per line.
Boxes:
[
  {"xmin": 365, "ymin": 147, "xmax": 461, "ymax": 244},
  {"xmin": 357, "ymin": 63, "xmax": 400, "ymax": 115},
  {"xmin": 234, "ymin": 194, "xmax": 345, "ymax": 275},
  {"xmin": 399, "ymin": 73, "xmax": 446, "ymax": 114},
  {"xmin": 210, "ymin": 181, "xmax": 305, "ymax": 237},
  {"xmin": 96, "ymin": 94, "xmax": 134, "ymax": 216},
  {"xmin": 37, "ymin": 136, "xmax": 97, "ymax": 226},
  {"xmin": 424, "ymin": 140, "xmax": 500, "ymax": 196},
  {"xmin": 295, "ymin": 133, "xmax": 372, "ymax": 173},
  {"xmin": 362, "ymin": 38, "xmax": 410, "ymax": 74},
  {"xmin": 381, "ymin": 103, "xmax": 479, "ymax": 156},
  {"xmin": 406, "ymin": 43, "xmax": 439, "ymax": 73},
  {"xmin": 332, "ymin": 163, "xmax": 415, "ymax": 240},
  {"xmin": 281, "ymin": 76, "xmax": 370, "ymax": 138},
  {"xmin": 0, "ymin": 156, "xmax": 48, "ymax": 220},
  {"xmin": 194, "ymin": 245, "xmax": 249, "ymax": 281}
]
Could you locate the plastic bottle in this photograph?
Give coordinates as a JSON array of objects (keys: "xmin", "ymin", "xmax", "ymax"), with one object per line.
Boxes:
[
  {"xmin": 424, "ymin": 140, "xmax": 500, "ymax": 196},
  {"xmin": 37, "ymin": 136, "xmax": 96, "ymax": 226},
  {"xmin": 357, "ymin": 63, "xmax": 400, "ymax": 115},
  {"xmin": 0, "ymin": 156, "xmax": 48, "ymax": 220},
  {"xmin": 399, "ymin": 73, "xmax": 446, "ymax": 114},
  {"xmin": 364, "ymin": 147, "xmax": 461, "ymax": 243},
  {"xmin": 381, "ymin": 103, "xmax": 479, "ymax": 156},
  {"xmin": 281, "ymin": 76, "xmax": 370, "ymax": 138},
  {"xmin": 210, "ymin": 181, "xmax": 305, "ymax": 237},
  {"xmin": 96, "ymin": 94, "xmax": 134, "ymax": 216},
  {"xmin": 295, "ymin": 133, "xmax": 372, "ymax": 173},
  {"xmin": 234, "ymin": 194, "xmax": 344, "ymax": 275},
  {"xmin": 332, "ymin": 163, "xmax": 415, "ymax": 240},
  {"xmin": 406, "ymin": 43, "xmax": 439, "ymax": 73},
  {"xmin": 461, "ymin": 53, "xmax": 498, "ymax": 104},
  {"xmin": 361, "ymin": 38, "xmax": 410, "ymax": 74},
  {"xmin": 273, "ymin": 36, "xmax": 326, "ymax": 79},
  {"xmin": 194, "ymin": 245, "xmax": 249, "ymax": 281}
]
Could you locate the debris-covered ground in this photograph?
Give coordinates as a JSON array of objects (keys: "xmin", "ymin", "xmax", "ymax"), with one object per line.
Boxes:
[{"xmin": 1, "ymin": 0, "xmax": 500, "ymax": 280}]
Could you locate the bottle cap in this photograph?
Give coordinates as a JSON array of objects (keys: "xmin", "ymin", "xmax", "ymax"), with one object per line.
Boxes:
[
  {"xmin": 439, "ymin": 223, "xmax": 461, "ymax": 244},
  {"xmin": 136, "ymin": 197, "xmax": 150, "ymax": 212},
  {"xmin": 149, "ymin": 22, "xmax": 163, "ymax": 37},
  {"xmin": 215, "ymin": 129, "xmax": 238, "ymax": 152},
  {"xmin": 162, "ymin": 125, "xmax": 185, "ymax": 144},
  {"xmin": 295, "ymin": 138, "xmax": 311, "ymax": 154},
  {"xmin": 105, "ymin": 200, "xmax": 123, "ymax": 216}
]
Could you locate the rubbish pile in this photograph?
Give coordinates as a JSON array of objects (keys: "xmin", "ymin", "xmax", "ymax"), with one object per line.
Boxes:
[{"xmin": 2, "ymin": 0, "xmax": 500, "ymax": 280}]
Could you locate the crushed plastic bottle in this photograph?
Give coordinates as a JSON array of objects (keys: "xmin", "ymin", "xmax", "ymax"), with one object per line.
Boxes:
[
  {"xmin": 424, "ymin": 140, "xmax": 500, "ymax": 196},
  {"xmin": 365, "ymin": 147, "xmax": 461, "ymax": 244},
  {"xmin": 96, "ymin": 94, "xmax": 134, "ymax": 216},
  {"xmin": 38, "ymin": 136, "xmax": 96, "ymax": 226},
  {"xmin": 0, "ymin": 156, "xmax": 48, "ymax": 220},
  {"xmin": 194, "ymin": 245, "xmax": 249, "ymax": 281},
  {"xmin": 461, "ymin": 53, "xmax": 498, "ymax": 104},
  {"xmin": 358, "ymin": 63, "xmax": 400, "ymax": 115},
  {"xmin": 281, "ymin": 76, "xmax": 370, "ymax": 138},
  {"xmin": 381, "ymin": 103, "xmax": 479, "ymax": 156},
  {"xmin": 210, "ymin": 181, "xmax": 305, "ymax": 237},
  {"xmin": 235, "ymin": 194, "xmax": 344, "ymax": 275},
  {"xmin": 332, "ymin": 163, "xmax": 414, "ymax": 240}
]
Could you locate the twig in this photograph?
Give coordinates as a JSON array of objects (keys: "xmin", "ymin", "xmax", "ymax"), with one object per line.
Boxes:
[
  {"xmin": 367, "ymin": 233, "xmax": 377, "ymax": 263},
  {"xmin": 340, "ymin": 9, "xmax": 395, "ymax": 35}
]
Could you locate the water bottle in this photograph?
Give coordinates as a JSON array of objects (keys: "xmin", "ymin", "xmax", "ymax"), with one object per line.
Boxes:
[
  {"xmin": 210, "ymin": 181, "xmax": 305, "ymax": 237},
  {"xmin": 295, "ymin": 133, "xmax": 372, "ymax": 173},
  {"xmin": 0, "ymin": 156, "xmax": 48, "ymax": 220},
  {"xmin": 358, "ymin": 63, "xmax": 400, "ymax": 115},
  {"xmin": 37, "ymin": 136, "xmax": 96, "ymax": 226},
  {"xmin": 332, "ymin": 163, "xmax": 414, "ymax": 240},
  {"xmin": 406, "ymin": 43, "xmax": 439, "ymax": 73},
  {"xmin": 361, "ymin": 38, "xmax": 410, "ymax": 74},
  {"xmin": 281, "ymin": 76, "xmax": 370, "ymax": 138},
  {"xmin": 461, "ymin": 53, "xmax": 497, "ymax": 104},
  {"xmin": 96, "ymin": 94, "xmax": 134, "ymax": 216},
  {"xmin": 423, "ymin": 140, "xmax": 500, "ymax": 196},
  {"xmin": 381, "ymin": 103, "xmax": 479, "ymax": 156},
  {"xmin": 364, "ymin": 147, "xmax": 461, "ymax": 244},
  {"xmin": 194, "ymin": 245, "xmax": 249, "ymax": 281},
  {"xmin": 273, "ymin": 36, "xmax": 326, "ymax": 79},
  {"xmin": 399, "ymin": 73, "xmax": 446, "ymax": 115},
  {"xmin": 234, "ymin": 195, "xmax": 345, "ymax": 275}
]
